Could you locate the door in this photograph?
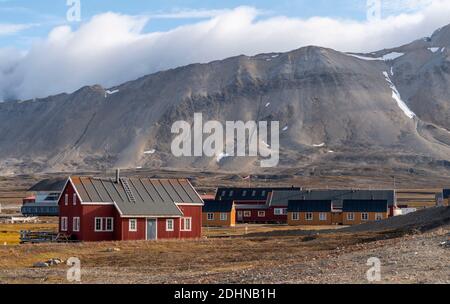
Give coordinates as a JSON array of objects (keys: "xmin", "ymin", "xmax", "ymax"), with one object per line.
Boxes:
[
  {"xmin": 146, "ymin": 219, "xmax": 157, "ymax": 240},
  {"xmin": 237, "ymin": 211, "xmax": 243, "ymax": 222}
]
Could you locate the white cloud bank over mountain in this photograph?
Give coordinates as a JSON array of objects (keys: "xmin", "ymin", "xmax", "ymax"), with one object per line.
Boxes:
[{"xmin": 1, "ymin": 1, "xmax": 450, "ymax": 101}]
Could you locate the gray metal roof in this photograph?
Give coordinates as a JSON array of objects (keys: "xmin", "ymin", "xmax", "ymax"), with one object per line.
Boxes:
[
  {"xmin": 70, "ymin": 176, "xmax": 203, "ymax": 217},
  {"xmin": 288, "ymin": 200, "xmax": 332, "ymax": 212},
  {"xmin": 270, "ymin": 189, "xmax": 395, "ymax": 207},
  {"xmin": 203, "ymin": 200, "xmax": 234, "ymax": 212},
  {"xmin": 28, "ymin": 178, "xmax": 67, "ymax": 192},
  {"xmin": 343, "ymin": 200, "xmax": 388, "ymax": 212}
]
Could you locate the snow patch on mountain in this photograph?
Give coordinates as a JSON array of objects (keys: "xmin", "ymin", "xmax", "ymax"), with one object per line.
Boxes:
[{"xmin": 383, "ymin": 72, "xmax": 416, "ymax": 119}]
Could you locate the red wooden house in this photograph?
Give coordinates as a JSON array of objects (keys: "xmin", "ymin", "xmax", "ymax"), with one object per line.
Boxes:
[{"xmin": 58, "ymin": 174, "xmax": 204, "ymax": 242}]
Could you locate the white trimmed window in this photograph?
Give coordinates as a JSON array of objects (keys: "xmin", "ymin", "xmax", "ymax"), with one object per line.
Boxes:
[
  {"xmin": 243, "ymin": 211, "xmax": 251, "ymax": 217},
  {"xmin": 105, "ymin": 218, "xmax": 114, "ymax": 231},
  {"xmin": 220, "ymin": 213, "xmax": 227, "ymax": 221},
  {"xmin": 64, "ymin": 194, "xmax": 68, "ymax": 206},
  {"xmin": 258, "ymin": 211, "xmax": 266, "ymax": 217},
  {"xmin": 95, "ymin": 217, "xmax": 114, "ymax": 232},
  {"xmin": 375, "ymin": 213, "xmax": 383, "ymax": 221},
  {"xmin": 274, "ymin": 208, "xmax": 287, "ymax": 215},
  {"xmin": 166, "ymin": 219, "xmax": 174, "ymax": 232},
  {"xmin": 73, "ymin": 194, "xmax": 77, "ymax": 205},
  {"xmin": 129, "ymin": 219, "xmax": 137, "ymax": 232},
  {"xmin": 361, "ymin": 213, "xmax": 369, "ymax": 221},
  {"xmin": 61, "ymin": 217, "xmax": 68, "ymax": 231},
  {"xmin": 181, "ymin": 217, "xmax": 192, "ymax": 231},
  {"xmin": 319, "ymin": 213, "xmax": 327, "ymax": 221},
  {"xmin": 73, "ymin": 217, "xmax": 80, "ymax": 232},
  {"xmin": 95, "ymin": 218, "xmax": 102, "ymax": 232},
  {"xmin": 347, "ymin": 213, "xmax": 355, "ymax": 221},
  {"xmin": 292, "ymin": 212, "xmax": 300, "ymax": 221},
  {"xmin": 305, "ymin": 212, "xmax": 313, "ymax": 221},
  {"xmin": 207, "ymin": 213, "xmax": 214, "ymax": 221}
]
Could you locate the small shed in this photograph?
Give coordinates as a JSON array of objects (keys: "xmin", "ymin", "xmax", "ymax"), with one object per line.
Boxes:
[{"xmin": 202, "ymin": 200, "xmax": 236, "ymax": 227}]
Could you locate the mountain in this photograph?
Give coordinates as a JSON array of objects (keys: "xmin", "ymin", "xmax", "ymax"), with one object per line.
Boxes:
[{"xmin": 1, "ymin": 24, "xmax": 450, "ymax": 176}]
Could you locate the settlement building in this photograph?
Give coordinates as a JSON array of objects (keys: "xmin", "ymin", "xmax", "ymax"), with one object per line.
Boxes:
[
  {"xmin": 21, "ymin": 178, "xmax": 66, "ymax": 216},
  {"xmin": 287, "ymin": 200, "xmax": 333, "ymax": 226},
  {"xmin": 342, "ymin": 200, "xmax": 389, "ymax": 225},
  {"xmin": 58, "ymin": 174, "xmax": 204, "ymax": 242},
  {"xmin": 202, "ymin": 200, "xmax": 236, "ymax": 227}
]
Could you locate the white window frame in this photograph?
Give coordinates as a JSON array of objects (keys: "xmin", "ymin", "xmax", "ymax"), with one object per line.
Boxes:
[
  {"xmin": 129, "ymin": 219, "xmax": 137, "ymax": 232},
  {"xmin": 105, "ymin": 217, "xmax": 114, "ymax": 232},
  {"xmin": 73, "ymin": 217, "xmax": 80, "ymax": 232},
  {"xmin": 64, "ymin": 194, "xmax": 68, "ymax": 206},
  {"xmin": 61, "ymin": 217, "xmax": 68, "ymax": 231},
  {"xmin": 95, "ymin": 217, "xmax": 103, "ymax": 232},
  {"xmin": 361, "ymin": 213, "xmax": 369, "ymax": 221},
  {"xmin": 319, "ymin": 213, "xmax": 327, "ymax": 221},
  {"xmin": 274, "ymin": 208, "xmax": 287, "ymax": 216},
  {"xmin": 243, "ymin": 211, "xmax": 251, "ymax": 217},
  {"xmin": 181, "ymin": 217, "xmax": 192, "ymax": 232},
  {"xmin": 258, "ymin": 211, "xmax": 266, "ymax": 217},
  {"xmin": 166, "ymin": 219, "xmax": 174, "ymax": 232},
  {"xmin": 73, "ymin": 193, "xmax": 77, "ymax": 206},
  {"xmin": 305, "ymin": 212, "xmax": 313, "ymax": 221},
  {"xmin": 220, "ymin": 213, "xmax": 228, "ymax": 221},
  {"xmin": 292, "ymin": 212, "xmax": 300, "ymax": 221},
  {"xmin": 347, "ymin": 212, "xmax": 355, "ymax": 221},
  {"xmin": 207, "ymin": 213, "xmax": 214, "ymax": 221},
  {"xmin": 375, "ymin": 213, "xmax": 383, "ymax": 221}
]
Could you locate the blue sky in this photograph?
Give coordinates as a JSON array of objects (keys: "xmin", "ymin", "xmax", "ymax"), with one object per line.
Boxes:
[{"xmin": 0, "ymin": 0, "xmax": 369, "ymax": 49}]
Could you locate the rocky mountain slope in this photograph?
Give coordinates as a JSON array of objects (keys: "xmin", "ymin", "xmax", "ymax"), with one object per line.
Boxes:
[{"xmin": 1, "ymin": 24, "xmax": 450, "ymax": 175}]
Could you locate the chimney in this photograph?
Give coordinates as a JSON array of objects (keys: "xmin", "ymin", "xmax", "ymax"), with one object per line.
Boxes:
[{"xmin": 115, "ymin": 168, "xmax": 120, "ymax": 183}]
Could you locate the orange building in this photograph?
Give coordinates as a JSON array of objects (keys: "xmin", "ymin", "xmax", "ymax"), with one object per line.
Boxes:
[
  {"xmin": 202, "ymin": 200, "xmax": 236, "ymax": 227},
  {"xmin": 342, "ymin": 200, "xmax": 388, "ymax": 226},
  {"xmin": 287, "ymin": 200, "xmax": 333, "ymax": 226},
  {"xmin": 443, "ymin": 189, "xmax": 450, "ymax": 206}
]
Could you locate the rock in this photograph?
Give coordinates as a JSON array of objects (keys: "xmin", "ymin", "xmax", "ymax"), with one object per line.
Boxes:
[{"xmin": 33, "ymin": 262, "xmax": 50, "ymax": 268}]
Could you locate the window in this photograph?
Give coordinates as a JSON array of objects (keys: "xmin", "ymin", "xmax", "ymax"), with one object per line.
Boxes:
[
  {"xmin": 292, "ymin": 212, "xmax": 300, "ymax": 221},
  {"xmin": 319, "ymin": 213, "xmax": 327, "ymax": 221},
  {"xmin": 61, "ymin": 217, "xmax": 68, "ymax": 231},
  {"xmin": 95, "ymin": 218, "xmax": 102, "ymax": 231},
  {"xmin": 220, "ymin": 213, "xmax": 228, "ymax": 221},
  {"xmin": 105, "ymin": 218, "xmax": 114, "ymax": 231},
  {"xmin": 347, "ymin": 213, "xmax": 355, "ymax": 221},
  {"xmin": 375, "ymin": 213, "xmax": 383, "ymax": 221},
  {"xmin": 229, "ymin": 191, "xmax": 234, "ymax": 197},
  {"xmin": 64, "ymin": 194, "xmax": 68, "ymax": 206},
  {"xmin": 261, "ymin": 191, "xmax": 266, "ymax": 197},
  {"xmin": 166, "ymin": 219, "xmax": 174, "ymax": 231},
  {"xmin": 95, "ymin": 217, "xmax": 114, "ymax": 232},
  {"xmin": 361, "ymin": 213, "xmax": 369, "ymax": 221},
  {"xmin": 129, "ymin": 219, "xmax": 137, "ymax": 232},
  {"xmin": 258, "ymin": 211, "xmax": 266, "ymax": 217},
  {"xmin": 207, "ymin": 213, "xmax": 214, "ymax": 221},
  {"xmin": 305, "ymin": 212, "xmax": 313, "ymax": 221},
  {"xmin": 221, "ymin": 190, "xmax": 226, "ymax": 197},
  {"xmin": 242, "ymin": 190, "xmax": 247, "ymax": 197},
  {"xmin": 252, "ymin": 190, "xmax": 256, "ymax": 197},
  {"xmin": 243, "ymin": 211, "xmax": 251, "ymax": 217},
  {"xmin": 181, "ymin": 218, "xmax": 192, "ymax": 231},
  {"xmin": 73, "ymin": 194, "xmax": 77, "ymax": 206},
  {"xmin": 73, "ymin": 217, "xmax": 80, "ymax": 232},
  {"xmin": 274, "ymin": 208, "xmax": 287, "ymax": 215}
]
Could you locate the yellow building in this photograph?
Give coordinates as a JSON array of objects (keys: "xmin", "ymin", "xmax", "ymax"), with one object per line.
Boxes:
[
  {"xmin": 287, "ymin": 200, "xmax": 333, "ymax": 226},
  {"xmin": 444, "ymin": 189, "xmax": 450, "ymax": 206},
  {"xmin": 342, "ymin": 200, "xmax": 389, "ymax": 226},
  {"xmin": 202, "ymin": 201, "xmax": 236, "ymax": 227}
]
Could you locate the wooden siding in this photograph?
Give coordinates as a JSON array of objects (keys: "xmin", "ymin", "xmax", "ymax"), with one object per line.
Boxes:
[
  {"xmin": 342, "ymin": 211, "xmax": 388, "ymax": 225},
  {"xmin": 287, "ymin": 212, "xmax": 332, "ymax": 226},
  {"xmin": 236, "ymin": 207, "xmax": 287, "ymax": 224},
  {"xmin": 202, "ymin": 208, "xmax": 236, "ymax": 227}
]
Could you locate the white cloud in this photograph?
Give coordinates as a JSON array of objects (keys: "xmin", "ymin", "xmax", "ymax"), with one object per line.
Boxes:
[
  {"xmin": 1, "ymin": 1, "xmax": 450, "ymax": 101},
  {"xmin": 0, "ymin": 23, "xmax": 33, "ymax": 36}
]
